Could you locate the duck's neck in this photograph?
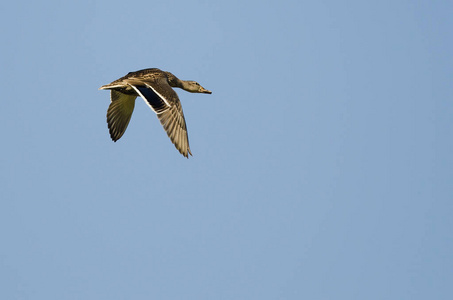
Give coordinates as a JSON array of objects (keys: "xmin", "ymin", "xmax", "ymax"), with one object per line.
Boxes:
[
  {"xmin": 178, "ymin": 80, "xmax": 194, "ymax": 91},
  {"xmin": 166, "ymin": 72, "xmax": 200, "ymax": 93},
  {"xmin": 166, "ymin": 72, "xmax": 184, "ymax": 89},
  {"xmin": 171, "ymin": 78, "xmax": 197, "ymax": 92}
]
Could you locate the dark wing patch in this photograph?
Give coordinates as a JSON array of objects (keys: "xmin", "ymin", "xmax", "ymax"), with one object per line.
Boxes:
[{"xmin": 130, "ymin": 85, "xmax": 170, "ymax": 114}]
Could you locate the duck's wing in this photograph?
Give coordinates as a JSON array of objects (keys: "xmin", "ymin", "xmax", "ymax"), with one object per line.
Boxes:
[
  {"xmin": 157, "ymin": 102, "xmax": 192, "ymax": 158},
  {"xmin": 127, "ymin": 78, "xmax": 192, "ymax": 158},
  {"xmin": 106, "ymin": 90, "xmax": 137, "ymax": 141}
]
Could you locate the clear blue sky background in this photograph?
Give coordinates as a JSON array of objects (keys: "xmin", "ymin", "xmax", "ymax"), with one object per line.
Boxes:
[{"xmin": 1, "ymin": 0, "xmax": 452, "ymax": 299}]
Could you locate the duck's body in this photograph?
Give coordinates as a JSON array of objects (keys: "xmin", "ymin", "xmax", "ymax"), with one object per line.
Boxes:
[{"xmin": 99, "ymin": 68, "xmax": 211, "ymax": 158}]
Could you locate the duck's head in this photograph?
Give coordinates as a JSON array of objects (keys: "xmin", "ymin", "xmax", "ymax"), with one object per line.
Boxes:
[{"xmin": 183, "ymin": 81, "xmax": 212, "ymax": 94}]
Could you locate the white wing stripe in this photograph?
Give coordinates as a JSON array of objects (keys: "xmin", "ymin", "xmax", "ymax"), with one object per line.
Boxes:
[
  {"xmin": 128, "ymin": 84, "xmax": 170, "ymax": 114},
  {"xmin": 145, "ymin": 83, "xmax": 171, "ymax": 107}
]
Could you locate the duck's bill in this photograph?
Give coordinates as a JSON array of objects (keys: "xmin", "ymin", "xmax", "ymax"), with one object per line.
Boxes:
[{"xmin": 201, "ymin": 87, "xmax": 212, "ymax": 94}]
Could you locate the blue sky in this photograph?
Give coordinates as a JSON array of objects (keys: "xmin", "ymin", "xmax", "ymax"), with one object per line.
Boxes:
[{"xmin": 1, "ymin": 0, "xmax": 452, "ymax": 299}]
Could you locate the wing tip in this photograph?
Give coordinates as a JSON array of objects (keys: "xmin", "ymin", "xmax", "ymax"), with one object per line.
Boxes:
[{"xmin": 179, "ymin": 147, "xmax": 192, "ymax": 158}]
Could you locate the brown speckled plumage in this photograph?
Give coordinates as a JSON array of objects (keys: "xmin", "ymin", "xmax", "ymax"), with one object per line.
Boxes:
[{"xmin": 99, "ymin": 68, "xmax": 211, "ymax": 158}]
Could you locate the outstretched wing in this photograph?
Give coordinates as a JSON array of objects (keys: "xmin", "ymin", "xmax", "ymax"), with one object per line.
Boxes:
[
  {"xmin": 106, "ymin": 90, "xmax": 137, "ymax": 141},
  {"xmin": 128, "ymin": 80, "xmax": 192, "ymax": 158},
  {"xmin": 156, "ymin": 103, "xmax": 192, "ymax": 158}
]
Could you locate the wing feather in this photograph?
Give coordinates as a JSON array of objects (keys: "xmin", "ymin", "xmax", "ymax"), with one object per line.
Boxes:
[
  {"xmin": 130, "ymin": 81, "xmax": 192, "ymax": 157},
  {"xmin": 157, "ymin": 104, "xmax": 191, "ymax": 158},
  {"xmin": 106, "ymin": 90, "xmax": 137, "ymax": 141}
]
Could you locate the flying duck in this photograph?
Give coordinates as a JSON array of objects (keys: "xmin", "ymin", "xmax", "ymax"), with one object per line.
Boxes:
[{"xmin": 99, "ymin": 68, "xmax": 212, "ymax": 158}]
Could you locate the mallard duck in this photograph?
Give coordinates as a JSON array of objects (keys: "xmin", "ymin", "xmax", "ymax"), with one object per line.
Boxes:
[{"xmin": 99, "ymin": 68, "xmax": 212, "ymax": 158}]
